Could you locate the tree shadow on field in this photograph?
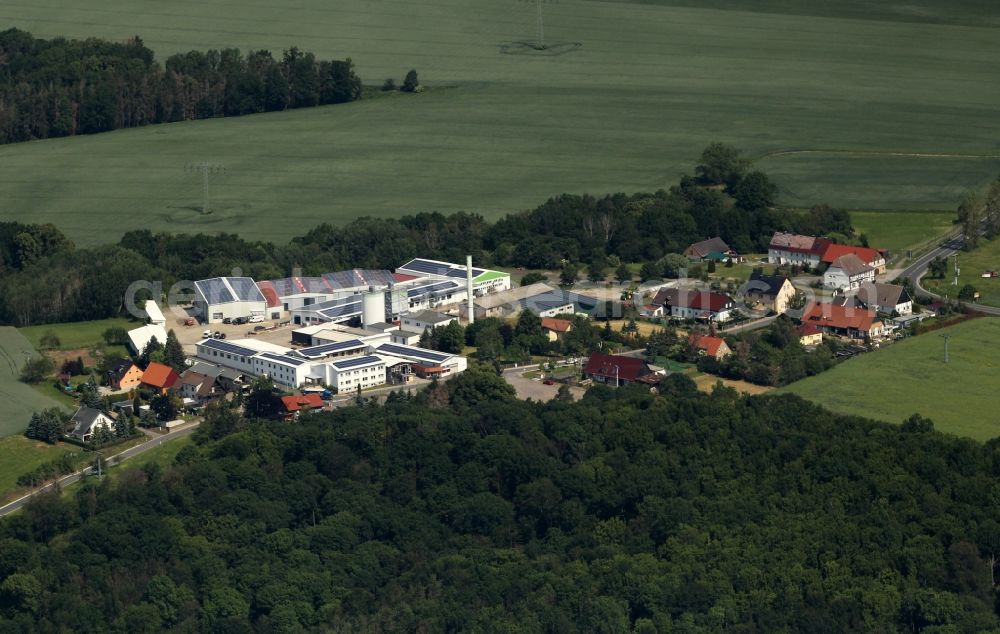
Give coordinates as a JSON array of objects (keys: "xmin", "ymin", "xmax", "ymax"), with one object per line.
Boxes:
[{"xmin": 498, "ymin": 40, "xmax": 582, "ymax": 56}]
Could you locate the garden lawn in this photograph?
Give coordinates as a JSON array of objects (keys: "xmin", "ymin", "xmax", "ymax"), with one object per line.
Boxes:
[
  {"xmin": 781, "ymin": 318, "xmax": 1000, "ymax": 442},
  {"xmin": 0, "ymin": 0, "xmax": 998, "ymax": 244},
  {"xmin": 0, "ymin": 328, "xmax": 67, "ymax": 437},
  {"xmin": 19, "ymin": 318, "xmax": 137, "ymax": 351},
  {"xmin": 0, "ymin": 436, "xmax": 79, "ymax": 500}
]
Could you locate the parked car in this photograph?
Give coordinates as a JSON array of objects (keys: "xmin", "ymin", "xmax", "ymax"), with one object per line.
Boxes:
[
  {"xmin": 222, "ymin": 317, "xmax": 233, "ymax": 324},
  {"xmin": 202, "ymin": 330, "xmax": 212, "ymax": 339},
  {"xmin": 213, "ymin": 332, "xmax": 227, "ymax": 339},
  {"xmin": 184, "ymin": 318, "xmax": 196, "ymax": 326},
  {"xmin": 248, "ymin": 315, "xmax": 265, "ymax": 323},
  {"xmin": 253, "ymin": 325, "xmax": 266, "ymax": 331},
  {"xmin": 542, "ymin": 379, "xmax": 555, "ymax": 385}
]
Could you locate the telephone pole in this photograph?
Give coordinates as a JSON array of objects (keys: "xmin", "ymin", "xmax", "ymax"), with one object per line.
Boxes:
[
  {"xmin": 185, "ymin": 162, "xmax": 226, "ymax": 215},
  {"xmin": 940, "ymin": 333, "xmax": 951, "ymax": 363},
  {"xmin": 536, "ymin": 0, "xmax": 545, "ymax": 49}
]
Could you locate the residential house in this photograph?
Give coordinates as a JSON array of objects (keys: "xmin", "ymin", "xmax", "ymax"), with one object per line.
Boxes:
[
  {"xmin": 768, "ymin": 232, "xmax": 832, "ymax": 268},
  {"xmin": 821, "ymin": 244, "xmax": 887, "ymax": 274},
  {"xmin": 280, "ymin": 394, "xmax": 325, "ymax": 419},
  {"xmin": 823, "ymin": 254, "xmax": 876, "ymax": 292},
  {"xmin": 801, "ymin": 303, "xmax": 884, "ymax": 340},
  {"xmin": 583, "ymin": 353, "xmax": 654, "ymax": 386},
  {"xmin": 741, "ymin": 271, "xmax": 796, "ymax": 314},
  {"xmin": 683, "ymin": 237, "xmax": 738, "ymax": 262},
  {"xmin": 670, "ymin": 290, "xmax": 737, "ymax": 322},
  {"xmin": 106, "ymin": 360, "xmax": 143, "ymax": 392},
  {"xmin": 541, "ymin": 317, "xmax": 573, "ymax": 342},
  {"xmin": 140, "ymin": 362, "xmax": 180, "ymax": 395},
  {"xmin": 67, "ymin": 407, "xmax": 115, "ymax": 443},
  {"xmin": 856, "ymin": 282, "xmax": 913, "ymax": 316},
  {"xmin": 796, "ymin": 323, "xmax": 824, "ymax": 346},
  {"xmin": 639, "ymin": 304, "xmax": 664, "ymax": 319},
  {"xmin": 690, "ymin": 334, "xmax": 731, "ymax": 359},
  {"xmin": 179, "ymin": 370, "xmax": 216, "ymax": 402}
]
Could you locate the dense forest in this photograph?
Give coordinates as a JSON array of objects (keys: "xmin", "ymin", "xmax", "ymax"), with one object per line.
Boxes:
[
  {"xmin": 1, "ymin": 372, "xmax": 998, "ymax": 631},
  {"xmin": 0, "ymin": 145, "xmax": 857, "ymax": 327},
  {"xmin": 0, "ymin": 29, "xmax": 361, "ymax": 143}
]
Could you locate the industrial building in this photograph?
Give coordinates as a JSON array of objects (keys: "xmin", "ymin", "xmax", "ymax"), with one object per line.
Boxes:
[{"xmin": 194, "ymin": 277, "xmax": 268, "ymax": 324}]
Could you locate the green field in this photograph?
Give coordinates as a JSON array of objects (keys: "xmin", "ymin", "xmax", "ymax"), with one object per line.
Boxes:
[
  {"xmin": 19, "ymin": 318, "xmax": 136, "ymax": 351},
  {"xmin": 0, "ymin": 436, "xmax": 79, "ymax": 501},
  {"xmin": 851, "ymin": 211, "xmax": 956, "ymax": 261},
  {"xmin": 781, "ymin": 318, "xmax": 1000, "ymax": 441},
  {"xmin": 0, "ymin": 328, "xmax": 67, "ymax": 437},
  {"xmin": 0, "ymin": 0, "xmax": 998, "ymax": 245},
  {"xmin": 923, "ymin": 238, "xmax": 1000, "ymax": 307}
]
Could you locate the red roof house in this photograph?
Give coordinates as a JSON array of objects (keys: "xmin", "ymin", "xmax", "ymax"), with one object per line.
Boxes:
[
  {"xmin": 801, "ymin": 303, "xmax": 884, "ymax": 340},
  {"xmin": 140, "ymin": 362, "xmax": 180, "ymax": 395},
  {"xmin": 820, "ymin": 243, "xmax": 886, "ymax": 272},
  {"xmin": 541, "ymin": 317, "xmax": 573, "ymax": 341},
  {"xmin": 583, "ymin": 353, "xmax": 652, "ymax": 386},
  {"xmin": 281, "ymin": 393, "xmax": 325, "ymax": 414},
  {"xmin": 689, "ymin": 334, "xmax": 731, "ymax": 359}
]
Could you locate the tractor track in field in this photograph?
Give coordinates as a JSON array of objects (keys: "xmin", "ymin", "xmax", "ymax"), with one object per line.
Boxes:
[{"xmin": 759, "ymin": 149, "xmax": 1000, "ymax": 160}]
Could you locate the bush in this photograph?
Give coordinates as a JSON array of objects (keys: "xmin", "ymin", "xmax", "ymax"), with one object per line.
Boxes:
[
  {"xmin": 381, "ymin": 78, "xmax": 396, "ymax": 91},
  {"xmin": 20, "ymin": 356, "xmax": 54, "ymax": 384},
  {"xmin": 38, "ymin": 331, "xmax": 60, "ymax": 350}
]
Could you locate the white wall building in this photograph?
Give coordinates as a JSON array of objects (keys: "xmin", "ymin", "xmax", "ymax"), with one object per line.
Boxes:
[
  {"xmin": 823, "ymin": 254, "xmax": 876, "ymax": 292},
  {"xmin": 397, "ymin": 258, "xmax": 511, "ymax": 296},
  {"xmin": 324, "ymin": 355, "xmax": 387, "ymax": 394},
  {"xmin": 194, "ymin": 277, "xmax": 268, "ymax": 324},
  {"xmin": 401, "ymin": 310, "xmax": 457, "ymax": 333}
]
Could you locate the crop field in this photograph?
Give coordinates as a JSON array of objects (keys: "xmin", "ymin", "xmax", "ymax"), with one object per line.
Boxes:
[
  {"xmin": 781, "ymin": 318, "xmax": 1000, "ymax": 442},
  {"xmin": 0, "ymin": 328, "xmax": 67, "ymax": 437},
  {"xmin": 0, "ymin": 0, "xmax": 998, "ymax": 245}
]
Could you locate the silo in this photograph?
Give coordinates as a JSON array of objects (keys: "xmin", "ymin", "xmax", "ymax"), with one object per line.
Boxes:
[{"xmin": 362, "ymin": 288, "xmax": 384, "ymax": 327}]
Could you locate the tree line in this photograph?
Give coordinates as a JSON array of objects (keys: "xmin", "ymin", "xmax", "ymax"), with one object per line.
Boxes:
[
  {"xmin": 1, "ymin": 374, "xmax": 999, "ymax": 631},
  {"xmin": 0, "ymin": 29, "xmax": 362, "ymax": 144}
]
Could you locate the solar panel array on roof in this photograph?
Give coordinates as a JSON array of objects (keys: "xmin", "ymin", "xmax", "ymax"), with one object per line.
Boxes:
[
  {"xmin": 317, "ymin": 301, "xmax": 363, "ymax": 320},
  {"xmin": 195, "ymin": 278, "xmax": 235, "ymax": 304},
  {"xmin": 258, "ymin": 352, "xmax": 306, "ymax": 367},
  {"xmin": 228, "ymin": 277, "xmax": 266, "ymax": 302},
  {"xmin": 407, "ymin": 280, "xmax": 461, "ymax": 298},
  {"xmin": 330, "ymin": 355, "xmax": 383, "ymax": 370},
  {"xmin": 399, "ymin": 259, "xmax": 451, "ymax": 276},
  {"xmin": 375, "ymin": 343, "xmax": 450, "ymax": 364},
  {"xmin": 446, "ymin": 267, "xmax": 485, "ymax": 278},
  {"xmin": 297, "ymin": 339, "xmax": 366, "ymax": 359},
  {"xmin": 199, "ymin": 338, "xmax": 257, "ymax": 357}
]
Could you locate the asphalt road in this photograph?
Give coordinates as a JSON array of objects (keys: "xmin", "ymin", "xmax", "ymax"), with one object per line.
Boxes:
[
  {"xmin": 0, "ymin": 424, "xmax": 199, "ymax": 517},
  {"xmin": 899, "ymin": 229, "xmax": 1000, "ymax": 317}
]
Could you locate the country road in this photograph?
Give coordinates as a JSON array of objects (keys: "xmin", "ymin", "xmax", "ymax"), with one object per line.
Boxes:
[
  {"xmin": 0, "ymin": 423, "xmax": 198, "ymax": 517},
  {"xmin": 899, "ymin": 229, "xmax": 1000, "ymax": 317}
]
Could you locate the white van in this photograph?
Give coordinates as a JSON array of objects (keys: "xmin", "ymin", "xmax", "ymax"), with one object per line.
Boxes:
[
  {"xmin": 248, "ymin": 315, "xmax": 265, "ymax": 323},
  {"xmin": 202, "ymin": 330, "xmax": 212, "ymax": 339}
]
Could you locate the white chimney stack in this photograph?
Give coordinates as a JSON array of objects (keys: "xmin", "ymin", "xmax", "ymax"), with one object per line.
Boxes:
[{"xmin": 466, "ymin": 254, "xmax": 475, "ymax": 325}]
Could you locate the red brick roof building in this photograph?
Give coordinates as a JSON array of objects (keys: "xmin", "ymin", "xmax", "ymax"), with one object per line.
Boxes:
[
  {"xmin": 583, "ymin": 353, "xmax": 652, "ymax": 386},
  {"xmin": 140, "ymin": 362, "xmax": 180, "ymax": 394}
]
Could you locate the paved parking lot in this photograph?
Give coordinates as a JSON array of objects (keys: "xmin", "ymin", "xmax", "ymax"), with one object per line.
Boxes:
[
  {"xmin": 172, "ymin": 315, "xmax": 295, "ymax": 353},
  {"xmin": 502, "ymin": 366, "xmax": 586, "ymax": 402}
]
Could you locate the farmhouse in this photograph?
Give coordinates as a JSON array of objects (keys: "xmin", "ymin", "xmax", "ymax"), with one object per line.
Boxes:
[
  {"xmin": 281, "ymin": 394, "xmax": 325, "ymax": 418},
  {"xmin": 821, "ymin": 244, "xmax": 887, "ymax": 274},
  {"xmin": 823, "ymin": 254, "xmax": 875, "ymax": 292},
  {"xmin": 683, "ymin": 237, "xmax": 737, "ymax": 262},
  {"xmin": 67, "ymin": 407, "xmax": 115, "ymax": 443},
  {"xmin": 583, "ymin": 353, "xmax": 653, "ymax": 386},
  {"xmin": 690, "ymin": 334, "xmax": 731, "ymax": 359},
  {"xmin": 639, "ymin": 304, "xmax": 664, "ymax": 319},
  {"xmin": 669, "ymin": 290, "xmax": 737, "ymax": 322},
  {"xmin": 194, "ymin": 277, "xmax": 268, "ymax": 324},
  {"xmin": 741, "ymin": 271, "xmax": 795, "ymax": 314},
  {"xmin": 768, "ymin": 233, "xmax": 832, "ymax": 268},
  {"xmin": 802, "ymin": 303, "xmax": 884, "ymax": 340},
  {"xmin": 796, "ymin": 323, "xmax": 824, "ymax": 346},
  {"xmin": 856, "ymin": 282, "xmax": 913, "ymax": 316},
  {"xmin": 541, "ymin": 318, "xmax": 573, "ymax": 342},
  {"xmin": 106, "ymin": 360, "xmax": 143, "ymax": 391},
  {"xmin": 140, "ymin": 362, "xmax": 180, "ymax": 395}
]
